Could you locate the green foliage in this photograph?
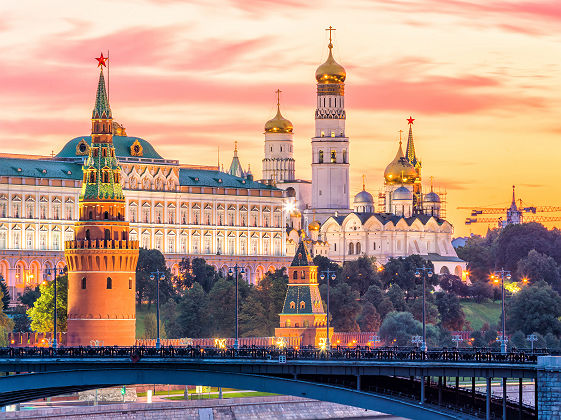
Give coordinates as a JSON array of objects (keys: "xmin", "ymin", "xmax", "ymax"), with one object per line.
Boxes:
[
  {"xmin": 143, "ymin": 312, "xmax": 166, "ymax": 339},
  {"xmin": 456, "ymin": 234, "xmax": 497, "ymax": 282},
  {"xmin": 18, "ymin": 286, "xmax": 41, "ymax": 308},
  {"xmin": 381, "ymin": 255, "xmax": 436, "ymax": 295},
  {"xmin": 507, "ymin": 282, "xmax": 561, "ymax": 336},
  {"xmin": 357, "ymin": 302, "xmax": 381, "ymax": 332},
  {"xmin": 0, "ymin": 277, "xmax": 9, "ymax": 310},
  {"xmin": 136, "ymin": 248, "xmax": 175, "ymax": 307},
  {"xmin": 322, "ymin": 282, "xmax": 361, "ymax": 332},
  {"xmin": 387, "ymin": 284, "xmax": 406, "ymax": 311},
  {"xmin": 408, "ymin": 298, "xmax": 439, "ymax": 324},
  {"xmin": 340, "ymin": 256, "xmax": 381, "ymax": 295},
  {"xmin": 435, "ymin": 292, "xmax": 465, "ymax": 330},
  {"xmin": 516, "ymin": 250, "xmax": 561, "ymax": 291},
  {"xmin": 439, "ymin": 274, "xmax": 469, "ymax": 297},
  {"xmin": 460, "ymin": 301, "xmax": 501, "ymax": 331},
  {"xmin": 313, "ymin": 255, "xmax": 342, "ymax": 286},
  {"xmin": 379, "ymin": 311, "xmax": 439, "ymax": 347},
  {"xmin": 163, "ymin": 283, "xmax": 211, "ymax": 338},
  {"xmin": 27, "ymin": 275, "xmax": 67, "ymax": 333},
  {"xmin": 11, "ymin": 306, "xmax": 30, "ymax": 332}
]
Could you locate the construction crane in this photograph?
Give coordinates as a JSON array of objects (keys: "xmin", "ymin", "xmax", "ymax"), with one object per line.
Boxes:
[{"xmin": 458, "ymin": 186, "xmax": 561, "ymax": 227}]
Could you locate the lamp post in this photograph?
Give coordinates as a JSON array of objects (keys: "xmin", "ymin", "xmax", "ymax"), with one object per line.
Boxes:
[
  {"xmin": 526, "ymin": 334, "xmax": 538, "ymax": 352},
  {"xmin": 452, "ymin": 334, "xmax": 464, "ymax": 349},
  {"xmin": 228, "ymin": 264, "xmax": 245, "ymax": 350},
  {"xmin": 414, "ymin": 267, "xmax": 433, "ymax": 352},
  {"xmin": 491, "ymin": 268, "xmax": 511, "ymax": 354},
  {"xmin": 43, "ymin": 266, "xmax": 65, "ymax": 349},
  {"xmin": 319, "ymin": 269, "xmax": 337, "ymax": 350},
  {"xmin": 149, "ymin": 270, "xmax": 166, "ymax": 349},
  {"xmin": 411, "ymin": 335, "xmax": 422, "ymax": 348}
]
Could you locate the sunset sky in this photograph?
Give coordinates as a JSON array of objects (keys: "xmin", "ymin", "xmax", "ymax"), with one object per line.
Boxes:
[{"xmin": 1, "ymin": 0, "xmax": 560, "ymax": 236}]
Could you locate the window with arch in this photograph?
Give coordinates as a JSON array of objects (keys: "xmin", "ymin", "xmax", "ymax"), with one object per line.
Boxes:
[
  {"xmin": 292, "ymin": 271, "xmax": 297, "ymax": 280},
  {"xmin": 290, "ymin": 301, "xmax": 295, "ymax": 309},
  {"xmin": 81, "ymin": 277, "xmax": 87, "ymax": 289},
  {"xmin": 301, "ymin": 270, "xmax": 305, "ymax": 279},
  {"xmin": 106, "ymin": 277, "xmax": 112, "ymax": 289},
  {"xmin": 318, "ymin": 150, "xmax": 324, "ymax": 163},
  {"xmin": 300, "ymin": 301, "xmax": 305, "ymax": 310},
  {"xmin": 285, "ymin": 319, "xmax": 291, "ymax": 327},
  {"xmin": 356, "ymin": 242, "xmax": 361, "ymax": 254},
  {"xmin": 348, "ymin": 242, "xmax": 354, "ymax": 255},
  {"xmin": 343, "ymin": 150, "xmax": 347, "ymax": 163},
  {"xmin": 330, "ymin": 150, "xmax": 336, "ymax": 163}
]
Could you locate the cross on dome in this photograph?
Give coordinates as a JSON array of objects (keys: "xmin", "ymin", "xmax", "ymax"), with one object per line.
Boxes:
[{"xmin": 325, "ymin": 26, "xmax": 336, "ymax": 46}]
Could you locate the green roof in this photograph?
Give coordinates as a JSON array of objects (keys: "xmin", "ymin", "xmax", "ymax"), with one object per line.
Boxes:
[
  {"xmin": 281, "ymin": 284, "xmax": 325, "ymax": 315},
  {"xmin": 92, "ymin": 70, "xmax": 112, "ymax": 119},
  {"xmin": 81, "ymin": 143, "xmax": 125, "ymax": 201},
  {"xmin": 0, "ymin": 157, "xmax": 82, "ymax": 180},
  {"xmin": 56, "ymin": 136, "xmax": 164, "ymax": 161},
  {"xmin": 178, "ymin": 168, "xmax": 276, "ymax": 190},
  {"xmin": 291, "ymin": 240, "xmax": 313, "ymax": 266}
]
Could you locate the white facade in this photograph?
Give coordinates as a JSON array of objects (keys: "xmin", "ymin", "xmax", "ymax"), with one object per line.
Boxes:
[{"xmin": 262, "ymin": 132, "xmax": 295, "ymax": 183}]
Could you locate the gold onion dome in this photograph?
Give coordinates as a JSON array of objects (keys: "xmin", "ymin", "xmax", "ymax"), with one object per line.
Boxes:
[
  {"xmin": 264, "ymin": 107, "xmax": 293, "ymax": 133},
  {"xmin": 308, "ymin": 221, "xmax": 320, "ymax": 231},
  {"xmin": 315, "ymin": 43, "xmax": 346, "ymax": 84},
  {"xmin": 384, "ymin": 141, "xmax": 417, "ymax": 184}
]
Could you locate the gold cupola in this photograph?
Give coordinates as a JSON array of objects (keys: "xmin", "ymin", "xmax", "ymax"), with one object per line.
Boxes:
[
  {"xmin": 315, "ymin": 42, "xmax": 346, "ymax": 84},
  {"xmin": 384, "ymin": 141, "xmax": 417, "ymax": 184},
  {"xmin": 265, "ymin": 89, "xmax": 293, "ymax": 134}
]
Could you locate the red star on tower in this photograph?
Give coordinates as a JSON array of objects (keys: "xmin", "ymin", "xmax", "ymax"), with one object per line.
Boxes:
[
  {"xmin": 95, "ymin": 52, "xmax": 108, "ymax": 68},
  {"xmin": 407, "ymin": 116, "xmax": 415, "ymax": 125}
]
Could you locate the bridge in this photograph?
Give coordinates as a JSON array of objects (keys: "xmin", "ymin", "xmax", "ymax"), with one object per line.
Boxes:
[{"xmin": 0, "ymin": 346, "xmax": 557, "ymax": 419}]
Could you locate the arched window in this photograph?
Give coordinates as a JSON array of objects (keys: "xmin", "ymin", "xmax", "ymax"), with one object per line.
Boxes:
[
  {"xmin": 300, "ymin": 301, "xmax": 305, "ymax": 309},
  {"xmin": 330, "ymin": 150, "xmax": 336, "ymax": 163},
  {"xmin": 343, "ymin": 150, "xmax": 347, "ymax": 163},
  {"xmin": 128, "ymin": 278, "xmax": 132, "ymax": 289},
  {"xmin": 104, "ymin": 211, "xmax": 109, "ymax": 220},
  {"xmin": 285, "ymin": 319, "xmax": 291, "ymax": 327},
  {"xmin": 290, "ymin": 301, "xmax": 295, "ymax": 309},
  {"xmin": 356, "ymin": 242, "xmax": 361, "ymax": 254},
  {"xmin": 88, "ymin": 211, "xmax": 93, "ymax": 220},
  {"xmin": 348, "ymin": 242, "xmax": 354, "ymax": 255},
  {"xmin": 85, "ymin": 229, "xmax": 90, "ymax": 240},
  {"xmin": 104, "ymin": 229, "xmax": 110, "ymax": 241},
  {"xmin": 318, "ymin": 150, "xmax": 324, "ymax": 163},
  {"xmin": 292, "ymin": 271, "xmax": 298, "ymax": 279},
  {"xmin": 106, "ymin": 277, "xmax": 112, "ymax": 289},
  {"xmin": 81, "ymin": 277, "xmax": 87, "ymax": 289},
  {"xmin": 301, "ymin": 270, "xmax": 305, "ymax": 279}
]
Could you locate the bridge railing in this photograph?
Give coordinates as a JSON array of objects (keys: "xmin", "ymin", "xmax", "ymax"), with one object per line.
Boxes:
[{"xmin": 0, "ymin": 346, "xmax": 548, "ymax": 364}]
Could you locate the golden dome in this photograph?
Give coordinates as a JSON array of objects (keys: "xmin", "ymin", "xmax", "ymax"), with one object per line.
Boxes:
[
  {"xmin": 384, "ymin": 142, "xmax": 417, "ymax": 184},
  {"xmin": 315, "ymin": 43, "xmax": 346, "ymax": 84},
  {"xmin": 308, "ymin": 221, "xmax": 320, "ymax": 231},
  {"xmin": 290, "ymin": 209, "xmax": 301, "ymax": 217},
  {"xmin": 265, "ymin": 106, "xmax": 293, "ymax": 133}
]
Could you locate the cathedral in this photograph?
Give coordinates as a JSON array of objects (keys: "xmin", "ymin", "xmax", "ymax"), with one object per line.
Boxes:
[{"xmin": 258, "ymin": 30, "xmax": 466, "ymax": 278}]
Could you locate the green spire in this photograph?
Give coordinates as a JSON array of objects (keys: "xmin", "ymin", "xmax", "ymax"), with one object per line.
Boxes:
[
  {"xmin": 228, "ymin": 141, "xmax": 244, "ymax": 178},
  {"xmin": 92, "ymin": 69, "xmax": 112, "ymax": 119},
  {"xmin": 405, "ymin": 124, "xmax": 417, "ymax": 166},
  {"xmin": 291, "ymin": 239, "xmax": 313, "ymax": 267}
]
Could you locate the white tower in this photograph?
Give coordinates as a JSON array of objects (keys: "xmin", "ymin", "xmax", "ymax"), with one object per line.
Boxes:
[
  {"xmin": 262, "ymin": 90, "xmax": 295, "ymax": 183},
  {"xmin": 311, "ymin": 27, "xmax": 350, "ymax": 222}
]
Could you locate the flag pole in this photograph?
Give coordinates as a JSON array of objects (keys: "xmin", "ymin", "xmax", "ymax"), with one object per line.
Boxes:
[{"xmin": 107, "ymin": 49, "xmax": 110, "ymax": 103}]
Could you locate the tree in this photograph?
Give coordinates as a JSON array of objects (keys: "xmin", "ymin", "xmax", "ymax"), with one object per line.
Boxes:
[
  {"xmin": 143, "ymin": 312, "xmax": 166, "ymax": 339},
  {"xmin": 313, "ymin": 255, "xmax": 342, "ymax": 286},
  {"xmin": 192, "ymin": 258, "xmax": 223, "ymax": 293},
  {"xmin": 239, "ymin": 293, "xmax": 269, "ymax": 337},
  {"xmin": 11, "ymin": 306, "xmax": 30, "ymax": 332},
  {"xmin": 358, "ymin": 302, "xmax": 381, "ymax": 332},
  {"xmin": 507, "ymin": 282, "xmax": 561, "ymax": 336},
  {"xmin": 377, "ymin": 298, "xmax": 395, "ymax": 319},
  {"xmin": 544, "ymin": 333, "xmax": 560, "ymax": 351},
  {"xmin": 516, "ymin": 250, "xmax": 561, "ymax": 291},
  {"xmin": 469, "ymin": 280, "xmax": 493, "ymax": 303},
  {"xmin": 341, "ymin": 256, "xmax": 381, "ymax": 295},
  {"xmin": 509, "ymin": 330, "xmax": 526, "ymax": 349},
  {"xmin": 170, "ymin": 283, "xmax": 212, "ymax": 338},
  {"xmin": 439, "ymin": 274, "xmax": 469, "ymax": 297},
  {"xmin": 381, "ymin": 256, "xmax": 436, "ymax": 298},
  {"xmin": 408, "ymin": 298, "xmax": 439, "ymax": 325},
  {"xmin": 456, "ymin": 234, "xmax": 497, "ymax": 282},
  {"xmin": 0, "ymin": 277, "xmax": 9, "ymax": 310},
  {"xmin": 27, "ymin": 275, "xmax": 68, "ymax": 333},
  {"xmin": 136, "ymin": 248, "xmax": 175, "ymax": 307},
  {"xmin": 248, "ymin": 269, "xmax": 288, "ymax": 335},
  {"xmin": 18, "ymin": 286, "xmax": 41, "ymax": 308},
  {"xmin": 323, "ymin": 282, "xmax": 361, "ymax": 332},
  {"xmin": 379, "ymin": 311, "xmax": 438, "ymax": 347},
  {"xmin": 387, "ymin": 284, "xmax": 407, "ymax": 311},
  {"xmin": 434, "ymin": 292, "xmax": 465, "ymax": 331},
  {"xmin": 363, "ymin": 285, "xmax": 384, "ymax": 308}
]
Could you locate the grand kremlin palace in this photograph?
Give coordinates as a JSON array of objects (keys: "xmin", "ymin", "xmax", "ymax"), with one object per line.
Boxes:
[{"xmin": 0, "ymin": 129, "xmax": 288, "ymax": 298}]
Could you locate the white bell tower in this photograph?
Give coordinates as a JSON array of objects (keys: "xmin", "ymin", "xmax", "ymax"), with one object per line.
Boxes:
[{"xmin": 311, "ymin": 27, "xmax": 350, "ymax": 222}]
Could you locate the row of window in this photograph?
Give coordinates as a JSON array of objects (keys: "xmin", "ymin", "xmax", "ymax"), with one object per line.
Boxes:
[
  {"xmin": 317, "ymin": 150, "xmax": 347, "ymax": 164},
  {"xmin": 0, "ymin": 202, "xmax": 74, "ymax": 220},
  {"xmin": 80, "ymin": 276, "xmax": 133, "ymax": 290}
]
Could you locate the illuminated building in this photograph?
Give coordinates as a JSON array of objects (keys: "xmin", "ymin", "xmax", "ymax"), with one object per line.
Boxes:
[
  {"xmin": 275, "ymin": 239, "xmax": 332, "ymax": 347},
  {"xmin": 65, "ymin": 59, "xmax": 138, "ymax": 345}
]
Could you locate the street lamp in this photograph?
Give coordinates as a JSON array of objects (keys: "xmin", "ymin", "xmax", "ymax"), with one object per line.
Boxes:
[
  {"xmin": 414, "ymin": 267, "xmax": 433, "ymax": 352},
  {"xmin": 411, "ymin": 335, "xmax": 422, "ymax": 348},
  {"xmin": 452, "ymin": 334, "xmax": 464, "ymax": 349},
  {"xmin": 491, "ymin": 268, "xmax": 511, "ymax": 354},
  {"xmin": 149, "ymin": 270, "xmax": 166, "ymax": 349},
  {"xmin": 320, "ymin": 269, "xmax": 337, "ymax": 350},
  {"xmin": 527, "ymin": 334, "xmax": 538, "ymax": 352},
  {"xmin": 228, "ymin": 264, "xmax": 245, "ymax": 349},
  {"xmin": 43, "ymin": 266, "xmax": 65, "ymax": 349}
]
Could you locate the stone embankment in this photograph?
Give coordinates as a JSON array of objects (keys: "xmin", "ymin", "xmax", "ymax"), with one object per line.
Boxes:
[{"xmin": 0, "ymin": 396, "xmax": 386, "ymax": 419}]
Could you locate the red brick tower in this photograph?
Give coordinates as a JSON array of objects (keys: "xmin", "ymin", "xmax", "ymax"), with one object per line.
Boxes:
[
  {"xmin": 275, "ymin": 239, "xmax": 333, "ymax": 347},
  {"xmin": 65, "ymin": 55, "xmax": 139, "ymax": 346}
]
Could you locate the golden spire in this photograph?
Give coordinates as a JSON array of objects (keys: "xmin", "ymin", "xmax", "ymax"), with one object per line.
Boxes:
[
  {"xmin": 234, "ymin": 140, "xmax": 238, "ymax": 154},
  {"xmin": 276, "ymin": 89, "xmax": 281, "ymax": 108},
  {"xmin": 399, "ymin": 129, "xmax": 403, "ymax": 142},
  {"xmin": 362, "ymin": 174, "xmax": 366, "ymax": 191},
  {"xmin": 430, "ymin": 176, "xmax": 434, "ymax": 192}
]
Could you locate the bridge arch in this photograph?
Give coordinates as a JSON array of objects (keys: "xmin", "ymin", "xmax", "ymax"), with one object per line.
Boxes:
[{"xmin": 0, "ymin": 368, "xmax": 460, "ymax": 419}]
